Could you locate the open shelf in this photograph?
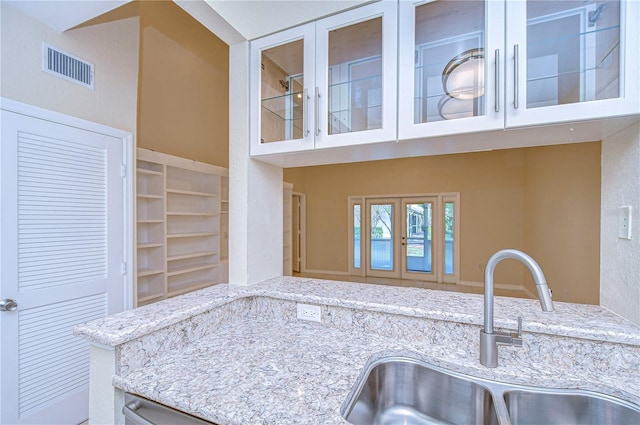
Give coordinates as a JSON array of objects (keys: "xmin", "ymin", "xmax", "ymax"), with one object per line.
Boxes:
[
  {"xmin": 167, "ymin": 232, "xmax": 218, "ymax": 239},
  {"xmin": 167, "ymin": 250, "xmax": 218, "ymax": 262},
  {"xmin": 166, "ymin": 188, "xmax": 218, "ymax": 197},
  {"xmin": 167, "ymin": 280, "xmax": 217, "ymax": 298},
  {"xmin": 137, "ymin": 268, "xmax": 165, "ymax": 277}
]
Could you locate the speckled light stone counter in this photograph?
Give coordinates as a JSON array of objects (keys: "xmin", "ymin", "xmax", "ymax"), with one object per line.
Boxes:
[{"xmin": 75, "ymin": 277, "xmax": 640, "ymax": 424}]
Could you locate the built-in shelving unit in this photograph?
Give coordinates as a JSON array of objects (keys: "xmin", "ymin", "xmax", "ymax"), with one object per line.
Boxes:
[{"xmin": 135, "ymin": 148, "xmax": 228, "ymax": 307}]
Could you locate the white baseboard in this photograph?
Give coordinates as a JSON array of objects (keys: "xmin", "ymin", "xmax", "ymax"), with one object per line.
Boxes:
[{"xmin": 299, "ymin": 269, "xmax": 350, "ymax": 276}]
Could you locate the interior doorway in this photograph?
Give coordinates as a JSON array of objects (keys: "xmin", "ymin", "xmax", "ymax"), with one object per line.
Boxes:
[{"xmin": 292, "ymin": 192, "xmax": 306, "ymax": 273}]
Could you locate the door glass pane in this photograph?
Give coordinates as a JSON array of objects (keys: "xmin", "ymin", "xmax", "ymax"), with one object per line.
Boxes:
[
  {"xmin": 526, "ymin": 1, "xmax": 620, "ymax": 108},
  {"xmin": 405, "ymin": 203, "xmax": 433, "ymax": 273},
  {"xmin": 261, "ymin": 40, "xmax": 304, "ymax": 143},
  {"xmin": 370, "ymin": 203, "xmax": 393, "ymax": 270},
  {"xmin": 328, "ymin": 17, "xmax": 382, "ymax": 135},
  {"xmin": 353, "ymin": 204, "xmax": 361, "ymax": 269},
  {"xmin": 414, "ymin": 0, "xmax": 485, "ymax": 123},
  {"xmin": 444, "ymin": 202, "xmax": 454, "ymax": 275}
]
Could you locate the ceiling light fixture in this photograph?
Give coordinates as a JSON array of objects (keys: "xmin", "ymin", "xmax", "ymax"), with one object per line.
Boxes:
[
  {"xmin": 442, "ymin": 48, "xmax": 485, "ymax": 100},
  {"xmin": 438, "ymin": 96, "xmax": 476, "ymax": 120}
]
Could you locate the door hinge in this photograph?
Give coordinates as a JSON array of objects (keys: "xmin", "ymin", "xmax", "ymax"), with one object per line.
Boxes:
[
  {"xmin": 121, "ymin": 262, "xmax": 127, "ymax": 275},
  {"xmin": 120, "ymin": 164, "xmax": 127, "ymax": 178}
]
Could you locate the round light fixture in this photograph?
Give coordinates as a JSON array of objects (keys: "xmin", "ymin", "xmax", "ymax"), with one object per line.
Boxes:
[
  {"xmin": 438, "ymin": 95, "xmax": 475, "ymax": 120},
  {"xmin": 442, "ymin": 48, "xmax": 485, "ymax": 100}
]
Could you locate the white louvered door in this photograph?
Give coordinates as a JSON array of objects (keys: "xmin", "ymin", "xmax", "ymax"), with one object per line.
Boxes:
[{"xmin": 1, "ymin": 110, "xmax": 126, "ymax": 424}]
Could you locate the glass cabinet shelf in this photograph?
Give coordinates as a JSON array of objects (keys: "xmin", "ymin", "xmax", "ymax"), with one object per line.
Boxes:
[
  {"xmin": 525, "ymin": 0, "xmax": 622, "ymax": 109},
  {"xmin": 328, "ymin": 74, "xmax": 382, "ymax": 90}
]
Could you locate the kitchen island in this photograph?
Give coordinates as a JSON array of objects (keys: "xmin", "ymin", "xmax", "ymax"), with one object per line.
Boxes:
[{"xmin": 74, "ymin": 277, "xmax": 640, "ymax": 424}]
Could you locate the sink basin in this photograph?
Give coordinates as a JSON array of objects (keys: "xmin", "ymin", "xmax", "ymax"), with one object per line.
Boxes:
[
  {"xmin": 504, "ymin": 389, "xmax": 640, "ymax": 425},
  {"xmin": 342, "ymin": 356, "xmax": 640, "ymax": 425},
  {"xmin": 342, "ymin": 358, "xmax": 499, "ymax": 425}
]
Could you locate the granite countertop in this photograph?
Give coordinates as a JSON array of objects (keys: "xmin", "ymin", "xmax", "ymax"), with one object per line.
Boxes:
[
  {"xmin": 75, "ymin": 277, "xmax": 640, "ymax": 424},
  {"xmin": 75, "ymin": 276, "xmax": 640, "ymax": 347}
]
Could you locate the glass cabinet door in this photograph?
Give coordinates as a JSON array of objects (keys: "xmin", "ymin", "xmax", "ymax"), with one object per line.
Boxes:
[
  {"xmin": 506, "ymin": 0, "xmax": 639, "ymax": 126},
  {"xmin": 261, "ymin": 40, "xmax": 304, "ymax": 144},
  {"xmin": 526, "ymin": 0, "xmax": 620, "ymax": 108},
  {"xmin": 327, "ymin": 17, "xmax": 383, "ymax": 136},
  {"xmin": 250, "ymin": 23, "xmax": 315, "ymax": 155},
  {"xmin": 315, "ymin": 1, "xmax": 397, "ymax": 149},
  {"xmin": 398, "ymin": 0, "xmax": 505, "ymax": 140}
]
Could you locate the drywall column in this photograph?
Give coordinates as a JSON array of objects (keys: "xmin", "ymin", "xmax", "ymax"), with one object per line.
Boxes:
[
  {"xmin": 600, "ymin": 122, "xmax": 640, "ymax": 325},
  {"xmin": 88, "ymin": 345, "xmax": 124, "ymax": 424},
  {"xmin": 228, "ymin": 41, "xmax": 284, "ymax": 286}
]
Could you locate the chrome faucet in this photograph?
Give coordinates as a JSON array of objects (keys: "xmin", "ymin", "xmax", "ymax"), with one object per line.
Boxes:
[{"xmin": 480, "ymin": 249, "xmax": 554, "ymax": 367}]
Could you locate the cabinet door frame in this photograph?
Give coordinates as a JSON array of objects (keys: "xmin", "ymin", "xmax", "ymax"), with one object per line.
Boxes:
[
  {"xmin": 398, "ymin": 0, "xmax": 505, "ymax": 141},
  {"xmin": 250, "ymin": 22, "xmax": 316, "ymax": 156},
  {"xmin": 505, "ymin": 0, "xmax": 640, "ymax": 127},
  {"xmin": 314, "ymin": 0, "xmax": 398, "ymax": 149}
]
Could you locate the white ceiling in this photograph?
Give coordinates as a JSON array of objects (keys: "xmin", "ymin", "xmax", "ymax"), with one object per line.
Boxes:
[
  {"xmin": 4, "ymin": 0, "xmax": 131, "ymax": 33},
  {"xmin": 4, "ymin": 0, "xmax": 372, "ymax": 44},
  {"xmin": 204, "ymin": 0, "xmax": 370, "ymax": 41}
]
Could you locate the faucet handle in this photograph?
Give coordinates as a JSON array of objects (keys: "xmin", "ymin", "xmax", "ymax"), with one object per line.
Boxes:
[
  {"xmin": 509, "ymin": 316, "xmax": 523, "ymax": 347},
  {"xmin": 517, "ymin": 316, "xmax": 522, "ymax": 338}
]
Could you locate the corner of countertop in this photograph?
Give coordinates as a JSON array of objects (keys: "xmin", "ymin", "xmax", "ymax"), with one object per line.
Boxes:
[{"xmin": 73, "ymin": 283, "xmax": 238, "ymax": 346}]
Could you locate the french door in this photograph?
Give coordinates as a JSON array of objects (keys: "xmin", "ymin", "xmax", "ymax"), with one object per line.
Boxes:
[{"xmin": 357, "ymin": 194, "xmax": 458, "ymax": 283}]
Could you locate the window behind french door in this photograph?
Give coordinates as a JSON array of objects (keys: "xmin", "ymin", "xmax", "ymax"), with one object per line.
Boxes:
[{"xmin": 350, "ymin": 194, "xmax": 459, "ymax": 283}]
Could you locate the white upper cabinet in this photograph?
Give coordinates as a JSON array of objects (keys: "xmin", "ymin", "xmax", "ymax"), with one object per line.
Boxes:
[
  {"xmin": 251, "ymin": 0, "xmax": 639, "ymax": 162},
  {"xmin": 505, "ymin": 0, "xmax": 639, "ymax": 127},
  {"xmin": 399, "ymin": 0, "xmax": 639, "ymax": 140},
  {"xmin": 398, "ymin": 0, "xmax": 505, "ymax": 140},
  {"xmin": 250, "ymin": 1, "xmax": 397, "ymax": 156},
  {"xmin": 250, "ymin": 23, "xmax": 315, "ymax": 156}
]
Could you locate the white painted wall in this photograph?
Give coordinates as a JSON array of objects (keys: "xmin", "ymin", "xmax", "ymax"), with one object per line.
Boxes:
[
  {"xmin": 0, "ymin": 2, "xmax": 139, "ymax": 136},
  {"xmin": 228, "ymin": 42, "xmax": 284, "ymax": 286},
  {"xmin": 601, "ymin": 122, "xmax": 640, "ymax": 325},
  {"xmin": 3, "ymin": 0, "xmax": 131, "ymax": 33}
]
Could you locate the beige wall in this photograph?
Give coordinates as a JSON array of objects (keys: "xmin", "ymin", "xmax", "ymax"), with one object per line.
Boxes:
[
  {"xmin": 137, "ymin": 1, "xmax": 229, "ymax": 168},
  {"xmin": 284, "ymin": 142, "xmax": 601, "ymax": 304},
  {"xmin": 0, "ymin": 2, "xmax": 139, "ymax": 135},
  {"xmin": 523, "ymin": 144, "xmax": 601, "ymax": 304}
]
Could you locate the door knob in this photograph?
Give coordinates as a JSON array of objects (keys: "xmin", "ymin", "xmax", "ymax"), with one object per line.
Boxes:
[{"xmin": 0, "ymin": 299, "xmax": 18, "ymax": 311}]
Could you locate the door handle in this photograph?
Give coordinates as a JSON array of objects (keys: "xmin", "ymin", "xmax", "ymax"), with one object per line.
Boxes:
[
  {"xmin": 315, "ymin": 87, "xmax": 321, "ymax": 137},
  {"xmin": 495, "ymin": 48, "xmax": 500, "ymax": 113},
  {"xmin": 513, "ymin": 44, "xmax": 519, "ymax": 109},
  {"xmin": 123, "ymin": 401, "xmax": 154, "ymax": 425},
  {"xmin": 302, "ymin": 88, "xmax": 310, "ymax": 137},
  {"xmin": 0, "ymin": 299, "xmax": 18, "ymax": 311}
]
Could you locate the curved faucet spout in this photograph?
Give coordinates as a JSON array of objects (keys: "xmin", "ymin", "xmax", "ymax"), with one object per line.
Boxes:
[
  {"xmin": 484, "ymin": 249, "xmax": 554, "ymax": 333},
  {"xmin": 480, "ymin": 249, "xmax": 554, "ymax": 367}
]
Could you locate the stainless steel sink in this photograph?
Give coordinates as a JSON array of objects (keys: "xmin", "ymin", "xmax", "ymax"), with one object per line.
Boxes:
[
  {"xmin": 504, "ymin": 389, "xmax": 640, "ymax": 425},
  {"xmin": 342, "ymin": 356, "xmax": 640, "ymax": 425},
  {"xmin": 342, "ymin": 358, "xmax": 499, "ymax": 425}
]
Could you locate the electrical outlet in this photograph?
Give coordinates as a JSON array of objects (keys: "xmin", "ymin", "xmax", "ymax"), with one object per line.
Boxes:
[
  {"xmin": 618, "ymin": 206, "xmax": 632, "ymax": 240},
  {"xmin": 297, "ymin": 303, "xmax": 321, "ymax": 322}
]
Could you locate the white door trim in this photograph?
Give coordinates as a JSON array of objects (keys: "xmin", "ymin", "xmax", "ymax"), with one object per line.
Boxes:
[{"xmin": 292, "ymin": 191, "xmax": 306, "ymax": 273}]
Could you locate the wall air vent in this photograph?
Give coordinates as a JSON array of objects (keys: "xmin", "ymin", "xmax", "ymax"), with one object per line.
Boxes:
[{"xmin": 42, "ymin": 43, "xmax": 94, "ymax": 89}]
